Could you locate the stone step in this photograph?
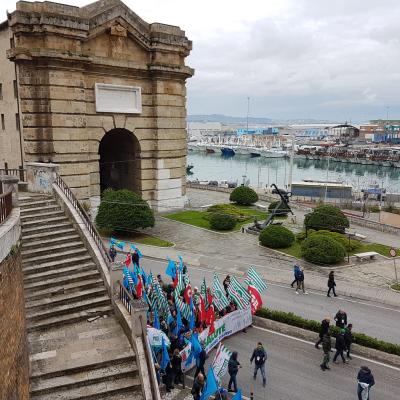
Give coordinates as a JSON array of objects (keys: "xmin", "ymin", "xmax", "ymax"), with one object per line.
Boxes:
[
  {"xmin": 21, "ymin": 210, "xmax": 65, "ymax": 221},
  {"xmin": 30, "ymin": 376, "xmax": 141, "ymax": 400},
  {"xmin": 22, "ymin": 248, "xmax": 88, "ymax": 266},
  {"xmin": 22, "ymin": 227, "xmax": 77, "ymax": 242},
  {"xmin": 26, "ymin": 287, "xmax": 108, "ymax": 311},
  {"xmin": 22, "ymin": 222, "xmax": 74, "ymax": 236},
  {"xmin": 22, "ymin": 241, "xmax": 85, "ymax": 258},
  {"xmin": 30, "ymin": 359, "xmax": 138, "ymax": 396},
  {"xmin": 27, "ymin": 305, "xmax": 113, "ymax": 332},
  {"xmin": 19, "ymin": 197, "xmax": 53, "ymax": 206},
  {"xmin": 23, "ymin": 255, "xmax": 93, "ymax": 276},
  {"xmin": 27, "ymin": 296, "xmax": 111, "ymax": 322},
  {"xmin": 25, "ymin": 277, "xmax": 104, "ymax": 301},
  {"xmin": 20, "ymin": 204, "xmax": 60, "ymax": 215},
  {"xmin": 24, "ymin": 269, "xmax": 101, "ymax": 292},
  {"xmin": 22, "ymin": 234, "xmax": 80, "ymax": 251},
  {"xmin": 23, "ymin": 261, "xmax": 96, "ymax": 284},
  {"xmin": 22, "ymin": 215, "xmax": 69, "ymax": 228}
]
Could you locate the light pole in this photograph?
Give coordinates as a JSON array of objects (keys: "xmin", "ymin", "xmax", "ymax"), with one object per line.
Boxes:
[
  {"xmin": 288, "ymin": 133, "xmax": 294, "ymax": 193},
  {"xmin": 324, "ymin": 147, "xmax": 331, "ymax": 203}
]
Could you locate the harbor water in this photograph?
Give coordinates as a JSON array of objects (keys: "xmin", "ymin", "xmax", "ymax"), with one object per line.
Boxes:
[{"xmin": 187, "ymin": 151, "xmax": 400, "ymax": 192}]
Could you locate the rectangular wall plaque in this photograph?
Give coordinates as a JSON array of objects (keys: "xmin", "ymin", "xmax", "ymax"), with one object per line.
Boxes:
[{"xmin": 95, "ymin": 83, "xmax": 142, "ymax": 114}]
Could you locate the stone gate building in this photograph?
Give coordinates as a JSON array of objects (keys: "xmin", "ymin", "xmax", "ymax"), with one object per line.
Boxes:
[{"xmin": 0, "ymin": 0, "xmax": 193, "ymax": 210}]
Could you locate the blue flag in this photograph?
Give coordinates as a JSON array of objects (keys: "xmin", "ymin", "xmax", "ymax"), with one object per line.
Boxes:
[
  {"xmin": 110, "ymin": 237, "xmax": 125, "ymax": 250},
  {"xmin": 153, "ymin": 309, "xmax": 160, "ymax": 330},
  {"xmin": 186, "ymin": 332, "xmax": 202, "ymax": 367},
  {"xmin": 189, "ymin": 297, "xmax": 195, "ymax": 330},
  {"xmin": 178, "ymin": 255, "xmax": 184, "ymax": 272},
  {"xmin": 232, "ymin": 390, "xmax": 242, "ymax": 400},
  {"xmin": 160, "ymin": 336, "xmax": 170, "ymax": 370},
  {"xmin": 173, "ymin": 307, "xmax": 183, "ymax": 336},
  {"xmin": 130, "ymin": 244, "xmax": 143, "ymax": 258},
  {"xmin": 200, "ymin": 367, "xmax": 218, "ymax": 400},
  {"xmin": 165, "ymin": 258, "xmax": 176, "ymax": 279}
]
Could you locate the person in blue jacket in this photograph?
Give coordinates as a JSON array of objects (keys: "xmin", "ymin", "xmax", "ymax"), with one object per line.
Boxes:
[{"xmin": 290, "ymin": 264, "xmax": 301, "ymax": 288}]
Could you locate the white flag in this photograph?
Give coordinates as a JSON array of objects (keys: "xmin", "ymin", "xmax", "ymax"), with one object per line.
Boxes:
[{"xmin": 211, "ymin": 343, "xmax": 232, "ymax": 384}]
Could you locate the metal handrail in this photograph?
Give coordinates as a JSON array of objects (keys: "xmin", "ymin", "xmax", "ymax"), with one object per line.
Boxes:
[
  {"xmin": 0, "ymin": 189, "xmax": 13, "ymax": 224},
  {"xmin": 0, "ymin": 166, "xmax": 26, "ymax": 182},
  {"xmin": 54, "ymin": 174, "xmax": 111, "ymax": 266},
  {"xmin": 118, "ymin": 280, "xmax": 134, "ymax": 314}
]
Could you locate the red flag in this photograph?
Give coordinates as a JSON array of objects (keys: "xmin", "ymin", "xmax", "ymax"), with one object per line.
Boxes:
[
  {"xmin": 248, "ymin": 285, "xmax": 263, "ymax": 315},
  {"xmin": 206, "ymin": 288, "xmax": 213, "ymax": 307},
  {"xmin": 124, "ymin": 253, "xmax": 131, "ymax": 267},
  {"xmin": 206, "ymin": 305, "xmax": 215, "ymax": 336},
  {"xmin": 184, "ymin": 284, "xmax": 193, "ymax": 304},
  {"xmin": 199, "ymin": 296, "xmax": 206, "ymax": 323},
  {"xmin": 172, "ymin": 270, "xmax": 179, "ymax": 289},
  {"xmin": 136, "ymin": 276, "xmax": 143, "ymax": 299}
]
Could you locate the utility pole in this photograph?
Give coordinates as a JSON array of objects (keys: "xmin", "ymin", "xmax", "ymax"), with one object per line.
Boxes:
[
  {"xmin": 246, "ymin": 97, "xmax": 250, "ymax": 135},
  {"xmin": 288, "ymin": 133, "xmax": 294, "ymax": 192},
  {"xmin": 324, "ymin": 146, "xmax": 331, "ymax": 203}
]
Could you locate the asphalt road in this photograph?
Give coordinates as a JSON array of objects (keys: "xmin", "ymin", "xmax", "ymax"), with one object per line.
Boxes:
[
  {"xmin": 131, "ymin": 257, "xmax": 400, "ymax": 344},
  {"xmin": 195, "ymin": 326, "xmax": 400, "ymax": 400}
]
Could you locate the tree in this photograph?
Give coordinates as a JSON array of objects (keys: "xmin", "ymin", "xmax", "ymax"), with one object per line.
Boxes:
[
  {"xmin": 301, "ymin": 234, "xmax": 346, "ymax": 264},
  {"xmin": 96, "ymin": 189, "xmax": 155, "ymax": 233},
  {"xmin": 209, "ymin": 213, "xmax": 237, "ymax": 230},
  {"xmin": 229, "ymin": 186, "xmax": 258, "ymax": 205},
  {"xmin": 259, "ymin": 225, "xmax": 295, "ymax": 249},
  {"xmin": 304, "ymin": 204, "xmax": 349, "ymax": 233}
]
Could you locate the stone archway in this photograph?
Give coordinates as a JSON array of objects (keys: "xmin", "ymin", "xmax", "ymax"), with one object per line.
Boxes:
[{"xmin": 98, "ymin": 128, "xmax": 141, "ymax": 194}]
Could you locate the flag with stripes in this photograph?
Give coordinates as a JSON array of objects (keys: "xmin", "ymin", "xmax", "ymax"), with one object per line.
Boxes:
[
  {"xmin": 200, "ymin": 277, "xmax": 209, "ymax": 308},
  {"xmin": 176, "ymin": 272, "xmax": 190, "ymax": 294},
  {"xmin": 244, "ymin": 267, "xmax": 267, "ymax": 293},
  {"xmin": 211, "ymin": 273, "xmax": 230, "ymax": 311},
  {"xmin": 174, "ymin": 289, "xmax": 191, "ymax": 321},
  {"xmin": 227, "ymin": 276, "xmax": 250, "ymax": 310}
]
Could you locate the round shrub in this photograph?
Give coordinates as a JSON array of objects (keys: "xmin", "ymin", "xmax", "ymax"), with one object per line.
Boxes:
[
  {"xmin": 207, "ymin": 204, "xmax": 245, "ymax": 221},
  {"xmin": 229, "ymin": 186, "xmax": 258, "ymax": 205},
  {"xmin": 96, "ymin": 189, "xmax": 155, "ymax": 233},
  {"xmin": 268, "ymin": 200, "xmax": 290, "ymax": 216},
  {"xmin": 304, "ymin": 204, "xmax": 349, "ymax": 233},
  {"xmin": 259, "ymin": 225, "xmax": 295, "ymax": 249},
  {"xmin": 309, "ymin": 230, "xmax": 361, "ymax": 252},
  {"xmin": 301, "ymin": 234, "xmax": 345, "ymax": 264},
  {"xmin": 209, "ymin": 213, "xmax": 237, "ymax": 231}
]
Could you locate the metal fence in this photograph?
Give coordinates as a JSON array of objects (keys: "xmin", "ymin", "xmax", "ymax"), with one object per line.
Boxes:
[
  {"xmin": 118, "ymin": 280, "xmax": 133, "ymax": 314},
  {"xmin": 0, "ymin": 163, "xmax": 26, "ymax": 182},
  {"xmin": 0, "ymin": 189, "xmax": 13, "ymax": 224}
]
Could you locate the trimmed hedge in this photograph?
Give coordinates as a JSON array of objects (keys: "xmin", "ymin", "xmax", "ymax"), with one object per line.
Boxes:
[
  {"xmin": 96, "ymin": 189, "xmax": 155, "ymax": 233},
  {"xmin": 209, "ymin": 213, "xmax": 237, "ymax": 230},
  {"xmin": 304, "ymin": 204, "xmax": 349, "ymax": 233},
  {"xmin": 229, "ymin": 186, "xmax": 258, "ymax": 205},
  {"xmin": 259, "ymin": 225, "xmax": 295, "ymax": 249},
  {"xmin": 310, "ymin": 230, "xmax": 361, "ymax": 252},
  {"xmin": 301, "ymin": 234, "xmax": 345, "ymax": 264},
  {"xmin": 268, "ymin": 200, "xmax": 290, "ymax": 216},
  {"xmin": 256, "ymin": 307, "xmax": 400, "ymax": 356},
  {"xmin": 206, "ymin": 204, "xmax": 246, "ymax": 221}
]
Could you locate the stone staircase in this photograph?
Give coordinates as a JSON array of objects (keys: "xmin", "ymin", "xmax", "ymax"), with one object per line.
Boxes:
[{"xmin": 20, "ymin": 194, "xmax": 143, "ymax": 399}]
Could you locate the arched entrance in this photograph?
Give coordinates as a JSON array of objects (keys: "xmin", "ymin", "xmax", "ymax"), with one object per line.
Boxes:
[{"xmin": 98, "ymin": 128, "xmax": 141, "ymax": 194}]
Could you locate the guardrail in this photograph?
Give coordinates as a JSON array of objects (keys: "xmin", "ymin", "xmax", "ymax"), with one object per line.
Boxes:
[
  {"xmin": 54, "ymin": 174, "xmax": 112, "ymax": 266},
  {"xmin": 118, "ymin": 280, "xmax": 133, "ymax": 314},
  {"xmin": 0, "ymin": 189, "xmax": 13, "ymax": 224},
  {"xmin": 0, "ymin": 166, "xmax": 26, "ymax": 182}
]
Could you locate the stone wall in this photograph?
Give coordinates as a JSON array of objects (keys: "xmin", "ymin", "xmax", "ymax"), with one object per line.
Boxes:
[{"xmin": 0, "ymin": 248, "xmax": 29, "ymax": 400}]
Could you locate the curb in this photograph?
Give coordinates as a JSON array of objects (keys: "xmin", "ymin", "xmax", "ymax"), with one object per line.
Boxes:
[{"xmin": 252, "ymin": 316, "xmax": 400, "ymax": 368}]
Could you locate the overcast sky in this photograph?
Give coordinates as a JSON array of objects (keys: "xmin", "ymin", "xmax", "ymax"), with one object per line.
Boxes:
[{"xmin": 2, "ymin": 0, "xmax": 400, "ymax": 121}]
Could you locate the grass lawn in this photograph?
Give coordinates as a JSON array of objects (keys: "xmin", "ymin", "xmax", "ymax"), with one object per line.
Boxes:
[
  {"xmin": 100, "ymin": 230, "xmax": 173, "ymax": 247},
  {"xmin": 164, "ymin": 206, "xmax": 267, "ymax": 232},
  {"xmin": 391, "ymin": 283, "xmax": 400, "ymax": 291}
]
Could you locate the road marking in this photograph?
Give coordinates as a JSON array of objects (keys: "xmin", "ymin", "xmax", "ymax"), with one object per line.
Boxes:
[{"xmin": 253, "ymin": 326, "xmax": 400, "ymax": 372}]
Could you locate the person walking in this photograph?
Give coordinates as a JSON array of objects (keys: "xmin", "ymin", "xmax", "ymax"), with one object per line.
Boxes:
[
  {"xmin": 132, "ymin": 249, "xmax": 140, "ymax": 267},
  {"xmin": 171, "ymin": 348, "xmax": 184, "ymax": 386},
  {"xmin": 295, "ymin": 267, "xmax": 308, "ymax": 294},
  {"xmin": 223, "ymin": 275, "xmax": 231, "ymax": 296},
  {"xmin": 250, "ymin": 342, "xmax": 267, "ymax": 387},
  {"xmin": 315, "ymin": 317, "xmax": 330, "ymax": 349},
  {"xmin": 320, "ymin": 331, "xmax": 332, "ymax": 371},
  {"xmin": 109, "ymin": 245, "xmax": 117, "ymax": 262},
  {"xmin": 357, "ymin": 366, "xmax": 375, "ymax": 400},
  {"xmin": 290, "ymin": 264, "xmax": 301, "ymax": 288},
  {"xmin": 191, "ymin": 373, "xmax": 205, "ymax": 400},
  {"xmin": 334, "ymin": 309, "xmax": 347, "ymax": 328},
  {"xmin": 227, "ymin": 351, "xmax": 241, "ymax": 393},
  {"xmin": 333, "ymin": 329, "xmax": 347, "ymax": 364},
  {"xmin": 194, "ymin": 347, "xmax": 206, "ymax": 379},
  {"xmin": 327, "ymin": 271, "xmax": 338, "ymax": 297},
  {"xmin": 344, "ymin": 323, "xmax": 353, "ymax": 360}
]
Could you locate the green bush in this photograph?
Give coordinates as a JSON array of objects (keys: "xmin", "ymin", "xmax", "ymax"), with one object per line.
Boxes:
[
  {"xmin": 296, "ymin": 229, "xmax": 315, "ymax": 242},
  {"xmin": 96, "ymin": 189, "xmax": 155, "ymax": 233},
  {"xmin": 259, "ymin": 225, "xmax": 295, "ymax": 249},
  {"xmin": 310, "ymin": 230, "xmax": 361, "ymax": 252},
  {"xmin": 268, "ymin": 200, "xmax": 290, "ymax": 215},
  {"xmin": 304, "ymin": 204, "xmax": 349, "ymax": 233},
  {"xmin": 301, "ymin": 234, "xmax": 345, "ymax": 264},
  {"xmin": 255, "ymin": 307, "xmax": 400, "ymax": 356},
  {"xmin": 229, "ymin": 186, "xmax": 259, "ymax": 205},
  {"xmin": 206, "ymin": 204, "xmax": 246, "ymax": 221},
  {"xmin": 209, "ymin": 213, "xmax": 237, "ymax": 230}
]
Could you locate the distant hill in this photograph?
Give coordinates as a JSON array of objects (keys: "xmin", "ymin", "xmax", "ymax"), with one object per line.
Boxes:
[{"xmin": 187, "ymin": 114, "xmax": 334, "ymax": 124}]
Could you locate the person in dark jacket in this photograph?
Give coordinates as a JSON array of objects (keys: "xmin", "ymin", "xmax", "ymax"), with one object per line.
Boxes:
[
  {"xmin": 191, "ymin": 373, "xmax": 204, "ymax": 400},
  {"xmin": 315, "ymin": 317, "xmax": 331, "ymax": 348},
  {"xmin": 295, "ymin": 267, "xmax": 308, "ymax": 294},
  {"xmin": 109, "ymin": 245, "xmax": 117, "ymax": 262},
  {"xmin": 171, "ymin": 348, "xmax": 184, "ymax": 386},
  {"xmin": 357, "ymin": 366, "xmax": 375, "ymax": 400},
  {"xmin": 194, "ymin": 348, "xmax": 206, "ymax": 378},
  {"xmin": 320, "ymin": 332, "xmax": 332, "ymax": 371},
  {"xmin": 344, "ymin": 324, "xmax": 353, "ymax": 360},
  {"xmin": 132, "ymin": 250, "xmax": 140, "ymax": 267},
  {"xmin": 290, "ymin": 264, "xmax": 301, "ymax": 288},
  {"xmin": 334, "ymin": 309, "xmax": 347, "ymax": 328},
  {"xmin": 228, "ymin": 351, "xmax": 241, "ymax": 393},
  {"xmin": 250, "ymin": 342, "xmax": 267, "ymax": 387},
  {"xmin": 327, "ymin": 271, "xmax": 338, "ymax": 297},
  {"xmin": 223, "ymin": 275, "xmax": 231, "ymax": 296},
  {"xmin": 162, "ymin": 361, "xmax": 174, "ymax": 392},
  {"xmin": 333, "ymin": 329, "xmax": 347, "ymax": 363}
]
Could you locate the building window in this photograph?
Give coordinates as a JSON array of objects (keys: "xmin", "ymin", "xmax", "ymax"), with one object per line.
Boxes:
[
  {"xmin": 15, "ymin": 113, "xmax": 20, "ymax": 131},
  {"xmin": 0, "ymin": 83, "xmax": 2, "ymax": 100},
  {"xmin": 10, "ymin": 37, "xmax": 14, "ymax": 49},
  {"xmin": 1, "ymin": 114, "xmax": 4, "ymax": 130},
  {"xmin": 13, "ymin": 80, "xmax": 17, "ymax": 98}
]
